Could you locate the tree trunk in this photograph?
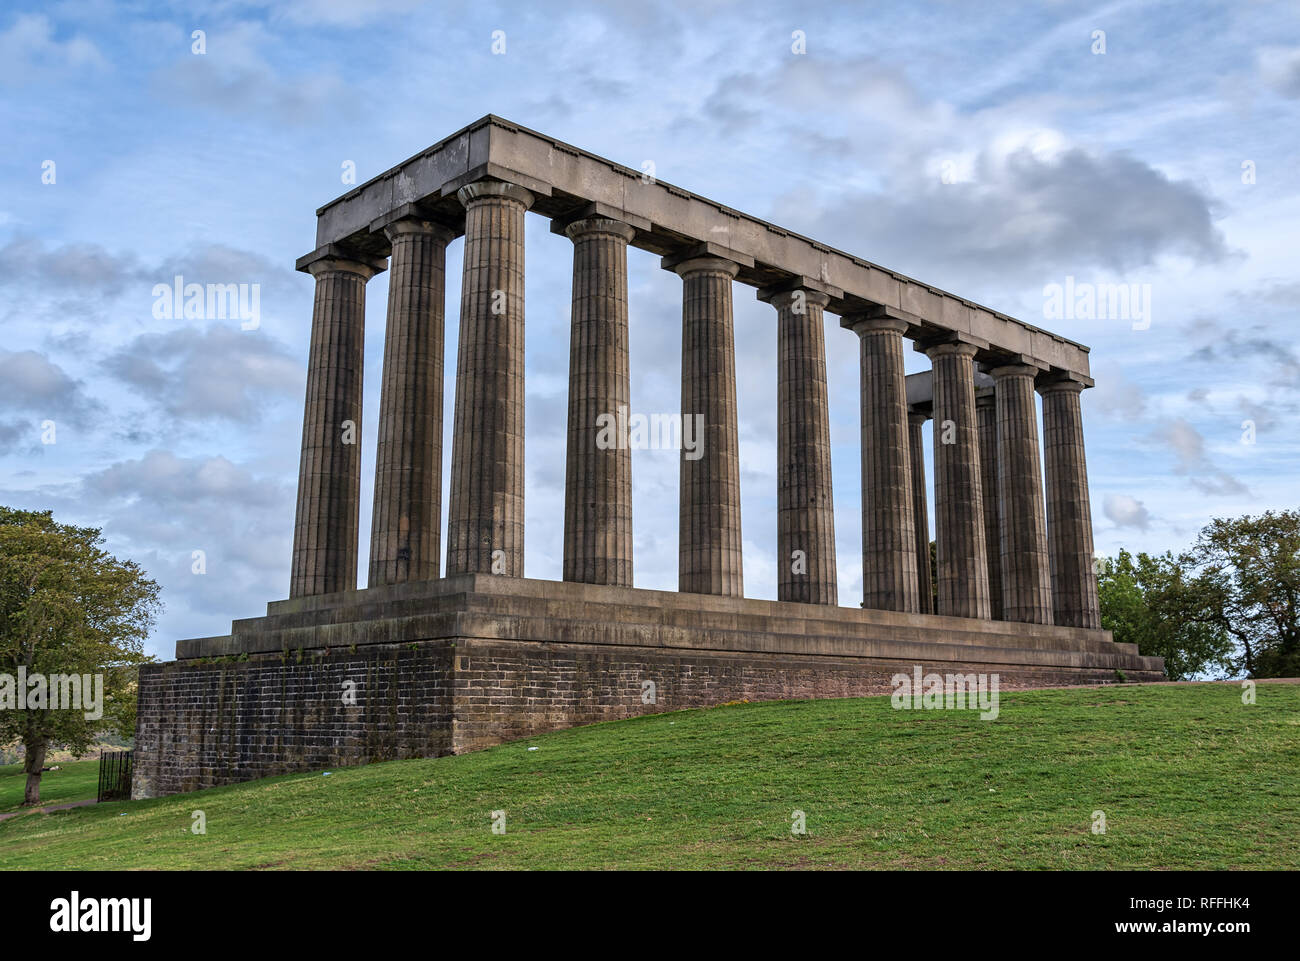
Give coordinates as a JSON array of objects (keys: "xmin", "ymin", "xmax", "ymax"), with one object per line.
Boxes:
[{"xmin": 22, "ymin": 736, "xmax": 47, "ymax": 806}]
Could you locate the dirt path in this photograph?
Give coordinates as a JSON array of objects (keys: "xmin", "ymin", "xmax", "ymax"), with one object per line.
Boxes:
[{"xmin": 0, "ymin": 799, "xmax": 98, "ymax": 822}]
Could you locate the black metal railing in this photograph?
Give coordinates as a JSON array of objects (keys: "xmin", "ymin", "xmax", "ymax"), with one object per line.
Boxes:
[{"xmin": 97, "ymin": 749, "xmax": 133, "ymax": 802}]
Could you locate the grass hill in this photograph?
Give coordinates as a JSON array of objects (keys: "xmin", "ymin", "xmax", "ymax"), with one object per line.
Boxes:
[{"xmin": 1, "ymin": 682, "xmax": 1296, "ymax": 870}]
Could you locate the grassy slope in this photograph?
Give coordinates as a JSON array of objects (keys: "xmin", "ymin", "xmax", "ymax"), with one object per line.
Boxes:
[
  {"xmin": 0, "ymin": 759, "xmax": 101, "ymax": 814},
  {"xmin": 1, "ymin": 683, "xmax": 1296, "ymax": 870}
]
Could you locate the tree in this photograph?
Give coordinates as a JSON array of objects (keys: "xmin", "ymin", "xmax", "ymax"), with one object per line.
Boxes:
[
  {"xmin": 1096, "ymin": 548, "xmax": 1234, "ymax": 681},
  {"xmin": 0, "ymin": 507, "xmax": 159, "ymax": 805},
  {"xmin": 1185, "ymin": 511, "xmax": 1300, "ymax": 678}
]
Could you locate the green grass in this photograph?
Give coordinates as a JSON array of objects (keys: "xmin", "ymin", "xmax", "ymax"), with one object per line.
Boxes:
[
  {"xmin": 1, "ymin": 683, "xmax": 1297, "ymax": 869},
  {"xmin": 0, "ymin": 758, "xmax": 101, "ymax": 814}
]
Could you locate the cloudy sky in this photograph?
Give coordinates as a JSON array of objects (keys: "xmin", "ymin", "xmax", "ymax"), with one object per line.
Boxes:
[{"xmin": 2, "ymin": 0, "xmax": 1297, "ymax": 659}]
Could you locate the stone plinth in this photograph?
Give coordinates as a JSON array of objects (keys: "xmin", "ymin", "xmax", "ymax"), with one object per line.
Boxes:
[{"xmin": 134, "ymin": 574, "xmax": 1165, "ymax": 799}]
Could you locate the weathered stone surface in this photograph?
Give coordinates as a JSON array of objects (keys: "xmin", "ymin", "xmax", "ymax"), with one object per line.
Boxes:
[
  {"xmin": 844, "ymin": 316, "xmax": 919, "ymax": 612},
  {"xmin": 992, "ymin": 364, "xmax": 1053, "ymax": 624},
  {"xmin": 927, "ymin": 342, "xmax": 991, "ymax": 619},
  {"xmin": 445, "ymin": 180, "xmax": 533, "ymax": 577},
  {"xmin": 1040, "ymin": 378, "xmax": 1102, "ymax": 628},
  {"xmin": 312, "ymin": 116, "xmax": 1092, "ymax": 378},
  {"xmin": 768, "ymin": 287, "xmax": 837, "ymax": 605},
  {"xmin": 368, "ymin": 219, "xmax": 455, "ymax": 586},
  {"xmin": 290, "ymin": 251, "xmax": 385, "ymax": 597},
  {"xmin": 975, "ymin": 386, "xmax": 1004, "ymax": 620},
  {"xmin": 563, "ymin": 217, "xmax": 635, "ymax": 586},
  {"xmin": 673, "ymin": 255, "xmax": 743, "ymax": 597},
  {"xmin": 907, "ymin": 410, "xmax": 932, "ymax": 613}
]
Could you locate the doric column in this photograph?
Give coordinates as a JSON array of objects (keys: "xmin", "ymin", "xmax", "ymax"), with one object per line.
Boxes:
[
  {"xmin": 907, "ymin": 410, "xmax": 932, "ymax": 614},
  {"xmin": 765, "ymin": 286, "xmax": 837, "ymax": 605},
  {"xmin": 674, "ymin": 255, "xmax": 743, "ymax": 596},
  {"xmin": 289, "ymin": 247, "xmax": 386, "ymax": 597},
  {"xmin": 843, "ymin": 316, "xmax": 919, "ymax": 613},
  {"xmin": 1039, "ymin": 376, "xmax": 1102, "ymax": 628},
  {"xmin": 926, "ymin": 342, "xmax": 991, "ymax": 619},
  {"xmin": 562, "ymin": 217, "xmax": 636, "ymax": 586},
  {"xmin": 368, "ymin": 218, "xmax": 455, "ymax": 587},
  {"xmin": 975, "ymin": 386, "xmax": 1004, "ymax": 620},
  {"xmin": 445, "ymin": 180, "xmax": 534, "ymax": 577},
  {"xmin": 992, "ymin": 363, "xmax": 1053, "ymax": 624}
]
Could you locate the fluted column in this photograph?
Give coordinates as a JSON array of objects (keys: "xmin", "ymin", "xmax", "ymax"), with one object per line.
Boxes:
[
  {"xmin": 290, "ymin": 250, "xmax": 385, "ymax": 597},
  {"xmin": 927, "ymin": 342, "xmax": 991, "ymax": 619},
  {"xmin": 1039, "ymin": 377, "xmax": 1102, "ymax": 628},
  {"xmin": 844, "ymin": 316, "xmax": 919, "ymax": 612},
  {"xmin": 768, "ymin": 287, "xmax": 837, "ymax": 604},
  {"xmin": 975, "ymin": 386, "xmax": 1004, "ymax": 620},
  {"xmin": 446, "ymin": 180, "xmax": 534, "ymax": 577},
  {"xmin": 992, "ymin": 363, "xmax": 1053, "ymax": 624},
  {"xmin": 563, "ymin": 217, "xmax": 635, "ymax": 586},
  {"xmin": 675, "ymin": 256, "xmax": 743, "ymax": 596},
  {"xmin": 907, "ymin": 410, "xmax": 932, "ymax": 614},
  {"xmin": 368, "ymin": 219, "xmax": 455, "ymax": 587}
]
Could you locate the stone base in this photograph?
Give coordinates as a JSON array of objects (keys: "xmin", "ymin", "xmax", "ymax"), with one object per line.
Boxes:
[{"xmin": 131, "ymin": 575, "xmax": 1164, "ymax": 799}]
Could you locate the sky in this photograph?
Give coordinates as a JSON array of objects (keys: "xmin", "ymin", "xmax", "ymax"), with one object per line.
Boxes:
[{"xmin": 1, "ymin": 0, "xmax": 1297, "ymax": 660}]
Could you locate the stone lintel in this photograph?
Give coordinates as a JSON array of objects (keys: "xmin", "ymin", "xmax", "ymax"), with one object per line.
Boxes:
[
  {"xmin": 660, "ymin": 241, "xmax": 754, "ymax": 273},
  {"xmin": 294, "ymin": 243, "xmax": 388, "ymax": 277},
  {"xmin": 305, "ymin": 115, "xmax": 1093, "ymax": 376}
]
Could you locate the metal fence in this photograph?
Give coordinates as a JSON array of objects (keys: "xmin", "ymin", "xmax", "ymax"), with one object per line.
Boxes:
[{"xmin": 97, "ymin": 749, "xmax": 133, "ymax": 802}]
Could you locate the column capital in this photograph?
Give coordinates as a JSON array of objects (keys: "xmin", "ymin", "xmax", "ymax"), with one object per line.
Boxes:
[
  {"xmin": 381, "ymin": 217, "xmax": 457, "ymax": 245},
  {"xmin": 295, "ymin": 243, "xmax": 387, "ymax": 279},
  {"xmin": 843, "ymin": 314, "xmax": 909, "ymax": 337},
  {"xmin": 669, "ymin": 255, "xmax": 741, "ymax": 279},
  {"xmin": 764, "ymin": 287, "xmax": 830, "ymax": 311},
  {"xmin": 989, "ymin": 362, "xmax": 1042, "ymax": 381},
  {"xmin": 974, "ymin": 384, "xmax": 997, "ymax": 408},
  {"xmin": 456, "ymin": 179, "xmax": 535, "ymax": 210},
  {"xmin": 661, "ymin": 241, "xmax": 753, "ymax": 275},
  {"xmin": 1036, "ymin": 371, "xmax": 1095, "ymax": 394},
  {"xmin": 907, "ymin": 408, "xmax": 931, "ymax": 427},
  {"xmin": 563, "ymin": 217, "xmax": 636, "ymax": 244},
  {"xmin": 925, "ymin": 340, "xmax": 980, "ymax": 361},
  {"xmin": 756, "ymin": 276, "xmax": 843, "ymax": 304}
]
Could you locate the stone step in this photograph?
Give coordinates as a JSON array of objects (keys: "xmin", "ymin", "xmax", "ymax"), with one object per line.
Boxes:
[{"xmin": 221, "ymin": 582, "xmax": 1130, "ymax": 659}]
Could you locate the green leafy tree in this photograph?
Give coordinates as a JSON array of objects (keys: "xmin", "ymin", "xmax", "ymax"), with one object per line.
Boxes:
[
  {"xmin": 0, "ymin": 507, "xmax": 159, "ymax": 805},
  {"xmin": 1185, "ymin": 511, "xmax": 1300, "ymax": 678},
  {"xmin": 1096, "ymin": 548, "xmax": 1233, "ymax": 680}
]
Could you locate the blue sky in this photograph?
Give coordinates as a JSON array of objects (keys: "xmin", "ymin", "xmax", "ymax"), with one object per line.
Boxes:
[{"xmin": 2, "ymin": 0, "xmax": 1297, "ymax": 659}]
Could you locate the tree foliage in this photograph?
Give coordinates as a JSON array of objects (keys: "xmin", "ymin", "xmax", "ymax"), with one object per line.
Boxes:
[
  {"xmin": 1098, "ymin": 510, "xmax": 1300, "ymax": 680},
  {"xmin": 1096, "ymin": 548, "xmax": 1233, "ymax": 680},
  {"xmin": 1185, "ymin": 511, "xmax": 1300, "ymax": 678},
  {"xmin": 0, "ymin": 507, "xmax": 160, "ymax": 805}
]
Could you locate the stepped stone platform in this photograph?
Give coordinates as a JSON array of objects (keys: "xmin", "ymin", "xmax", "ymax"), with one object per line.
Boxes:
[{"xmin": 131, "ymin": 576, "xmax": 1164, "ymax": 799}]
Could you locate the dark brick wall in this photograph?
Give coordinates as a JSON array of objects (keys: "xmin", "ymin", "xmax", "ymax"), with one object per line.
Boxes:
[
  {"xmin": 134, "ymin": 634, "xmax": 1157, "ymax": 798},
  {"xmin": 447, "ymin": 638, "xmax": 1146, "ymax": 751},
  {"xmin": 132, "ymin": 642, "xmax": 454, "ymax": 799}
]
